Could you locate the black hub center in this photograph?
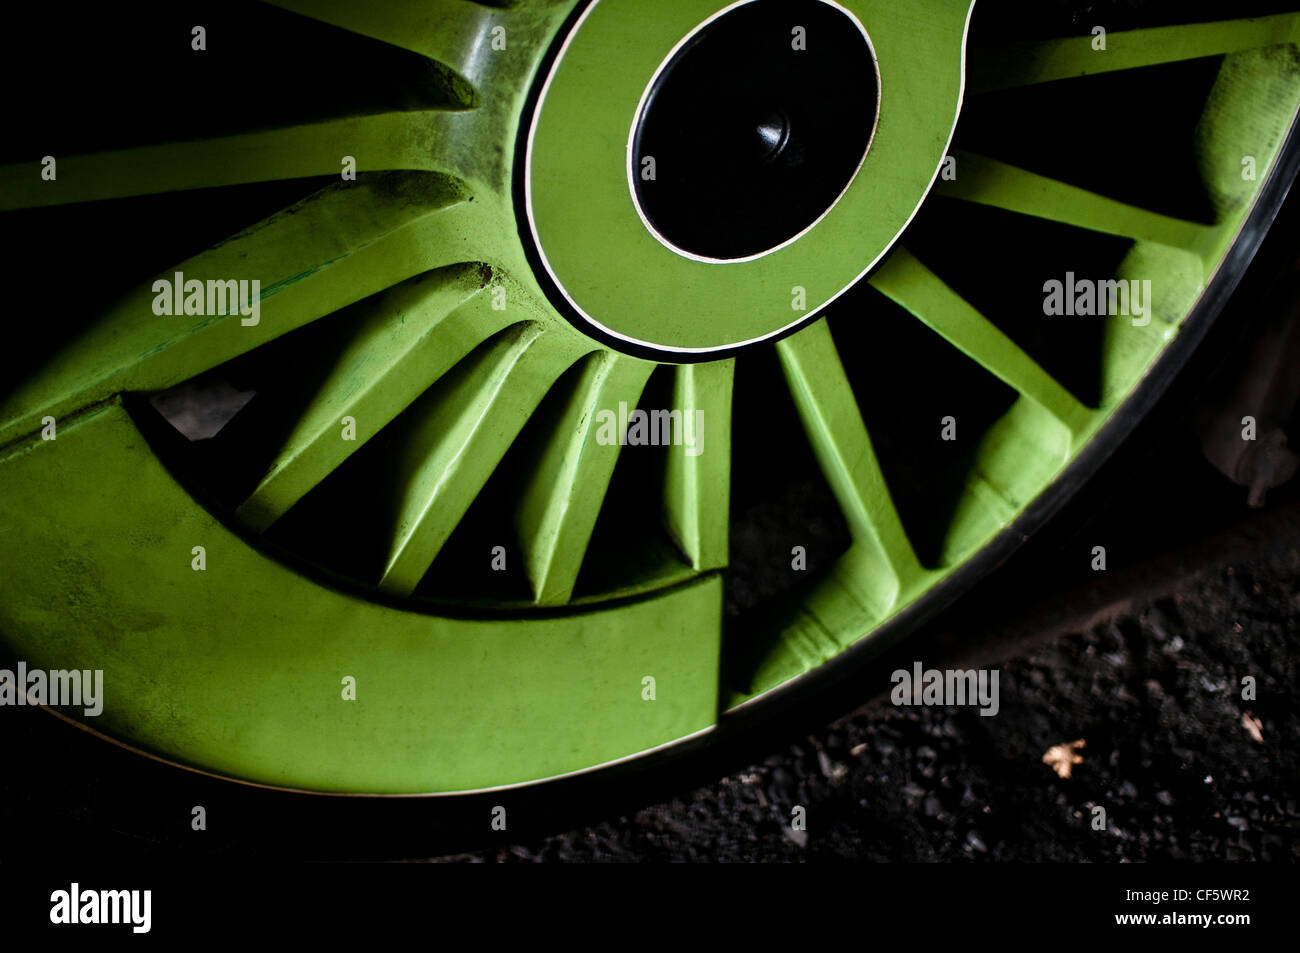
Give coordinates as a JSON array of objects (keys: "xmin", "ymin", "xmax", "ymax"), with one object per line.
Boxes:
[{"xmin": 632, "ymin": 0, "xmax": 879, "ymax": 261}]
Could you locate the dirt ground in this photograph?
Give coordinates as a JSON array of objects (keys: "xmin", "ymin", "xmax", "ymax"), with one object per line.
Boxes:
[{"xmin": 446, "ymin": 543, "xmax": 1300, "ymax": 862}]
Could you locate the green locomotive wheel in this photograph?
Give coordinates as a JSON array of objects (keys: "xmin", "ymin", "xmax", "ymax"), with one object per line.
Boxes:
[{"xmin": 1, "ymin": 0, "xmax": 1299, "ymax": 795}]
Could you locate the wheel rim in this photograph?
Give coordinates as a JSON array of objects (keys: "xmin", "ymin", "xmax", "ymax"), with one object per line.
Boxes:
[{"xmin": 2, "ymin": 0, "xmax": 1299, "ymax": 794}]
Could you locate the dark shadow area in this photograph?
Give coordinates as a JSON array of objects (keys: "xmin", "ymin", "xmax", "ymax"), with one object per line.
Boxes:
[
  {"xmin": 904, "ymin": 199, "xmax": 1132, "ymax": 409},
  {"xmin": 827, "ymin": 286, "xmax": 1018, "ymax": 568},
  {"xmin": 0, "ymin": 0, "xmax": 469, "ymax": 163}
]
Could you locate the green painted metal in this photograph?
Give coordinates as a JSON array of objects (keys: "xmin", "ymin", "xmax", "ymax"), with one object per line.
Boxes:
[
  {"xmin": 970, "ymin": 13, "xmax": 1300, "ymax": 93},
  {"xmin": 0, "ymin": 401, "xmax": 722, "ymax": 793},
  {"xmin": 663, "ymin": 361, "xmax": 735, "ymax": 571},
  {"xmin": 0, "ymin": 112, "xmax": 472, "ymax": 211},
  {"xmin": 777, "ymin": 320, "xmax": 928, "ymax": 614},
  {"xmin": 1, "ymin": 2, "xmax": 1299, "ymax": 792},
  {"xmin": 869, "ymin": 248, "xmax": 1095, "ymax": 440},
  {"xmin": 0, "ymin": 175, "xmax": 490, "ymax": 449},
  {"xmin": 732, "ymin": 28, "xmax": 1300, "ymax": 702},
  {"xmin": 235, "ymin": 265, "xmax": 504, "ymax": 533},
  {"xmin": 377, "ymin": 322, "xmax": 587, "ymax": 595},
  {"xmin": 515, "ymin": 350, "xmax": 655, "ymax": 605},
  {"xmin": 938, "ymin": 150, "xmax": 1215, "ymax": 255},
  {"xmin": 525, "ymin": 0, "xmax": 974, "ymax": 353}
]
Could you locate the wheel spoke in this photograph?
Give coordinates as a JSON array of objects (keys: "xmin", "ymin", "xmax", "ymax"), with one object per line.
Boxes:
[
  {"xmin": 0, "ymin": 174, "xmax": 484, "ymax": 447},
  {"xmin": 262, "ymin": 0, "xmax": 513, "ymax": 89},
  {"xmin": 0, "ymin": 111, "xmax": 467, "ymax": 211},
  {"xmin": 378, "ymin": 324, "xmax": 586, "ymax": 596},
  {"xmin": 236, "ymin": 265, "xmax": 509, "ymax": 532},
  {"xmin": 663, "ymin": 360, "xmax": 734, "ymax": 572},
  {"xmin": 971, "ymin": 14, "xmax": 1300, "ymax": 93},
  {"xmin": 776, "ymin": 320, "xmax": 923, "ymax": 607},
  {"xmin": 515, "ymin": 352, "xmax": 655, "ymax": 606},
  {"xmin": 939, "ymin": 150, "xmax": 1213, "ymax": 251},
  {"xmin": 870, "ymin": 248, "xmax": 1093, "ymax": 436}
]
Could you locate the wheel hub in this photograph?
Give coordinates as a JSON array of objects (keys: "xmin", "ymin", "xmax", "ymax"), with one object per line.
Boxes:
[
  {"xmin": 631, "ymin": 0, "xmax": 879, "ymax": 262},
  {"xmin": 520, "ymin": 0, "xmax": 970, "ymax": 359},
  {"xmin": 8, "ymin": 0, "xmax": 1295, "ymax": 803}
]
